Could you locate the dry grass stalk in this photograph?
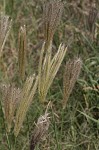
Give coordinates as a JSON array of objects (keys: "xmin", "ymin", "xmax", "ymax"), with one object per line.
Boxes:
[
  {"xmin": 63, "ymin": 58, "xmax": 82, "ymax": 109},
  {"xmin": 1, "ymin": 84, "xmax": 21, "ymax": 132},
  {"xmin": 88, "ymin": 7, "xmax": 98, "ymax": 32},
  {"xmin": 14, "ymin": 76, "xmax": 38, "ymax": 137},
  {"xmin": 0, "ymin": 12, "xmax": 12, "ymax": 57},
  {"xmin": 30, "ymin": 113, "xmax": 50, "ymax": 150},
  {"xmin": 87, "ymin": 6, "xmax": 98, "ymax": 40},
  {"xmin": 18, "ymin": 25, "xmax": 27, "ymax": 81},
  {"xmin": 43, "ymin": 0, "xmax": 63, "ymax": 48},
  {"xmin": 38, "ymin": 43, "xmax": 67, "ymax": 102}
]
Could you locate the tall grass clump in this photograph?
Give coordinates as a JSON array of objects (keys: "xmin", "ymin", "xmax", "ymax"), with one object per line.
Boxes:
[
  {"xmin": 0, "ymin": 76, "xmax": 38, "ymax": 149},
  {"xmin": 1, "ymin": 0, "xmax": 95, "ymax": 149},
  {"xmin": 38, "ymin": 0, "xmax": 66, "ymax": 103}
]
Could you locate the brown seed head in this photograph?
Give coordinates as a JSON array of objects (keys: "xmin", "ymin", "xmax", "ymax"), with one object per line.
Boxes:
[
  {"xmin": 1, "ymin": 84, "xmax": 21, "ymax": 132},
  {"xmin": 30, "ymin": 113, "xmax": 50, "ymax": 150},
  {"xmin": 63, "ymin": 58, "xmax": 82, "ymax": 109},
  {"xmin": 43, "ymin": 0, "xmax": 63, "ymax": 47}
]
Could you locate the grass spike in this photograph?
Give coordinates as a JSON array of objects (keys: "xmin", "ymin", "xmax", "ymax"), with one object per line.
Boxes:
[
  {"xmin": 18, "ymin": 25, "xmax": 27, "ymax": 81},
  {"xmin": 63, "ymin": 58, "xmax": 82, "ymax": 109},
  {"xmin": 38, "ymin": 43, "xmax": 67, "ymax": 102},
  {"xmin": 14, "ymin": 76, "xmax": 38, "ymax": 137},
  {"xmin": 30, "ymin": 113, "xmax": 50, "ymax": 150},
  {"xmin": 0, "ymin": 84, "xmax": 21, "ymax": 132},
  {"xmin": 43, "ymin": 0, "xmax": 63, "ymax": 48},
  {"xmin": 0, "ymin": 12, "xmax": 12, "ymax": 57}
]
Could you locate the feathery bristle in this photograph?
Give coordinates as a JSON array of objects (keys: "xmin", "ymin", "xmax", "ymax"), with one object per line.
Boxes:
[
  {"xmin": 0, "ymin": 12, "xmax": 12, "ymax": 57},
  {"xmin": 1, "ymin": 84, "xmax": 21, "ymax": 132},
  {"xmin": 38, "ymin": 43, "xmax": 67, "ymax": 102},
  {"xmin": 87, "ymin": 7, "xmax": 98, "ymax": 33},
  {"xmin": 63, "ymin": 58, "xmax": 82, "ymax": 109},
  {"xmin": 14, "ymin": 76, "xmax": 38, "ymax": 137},
  {"xmin": 43, "ymin": 0, "xmax": 63, "ymax": 47},
  {"xmin": 30, "ymin": 113, "xmax": 50, "ymax": 150}
]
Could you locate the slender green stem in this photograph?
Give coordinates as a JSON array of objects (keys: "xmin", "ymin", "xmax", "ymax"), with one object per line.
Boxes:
[
  {"xmin": 0, "ymin": 100, "xmax": 12, "ymax": 150},
  {"xmin": 60, "ymin": 108, "xmax": 65, "ymax": 139},
  {"xmin": 13, "ymin": 135, "xmax": 16, "ymax": 150},
  {"xmin": 5, "ymin": 132, "xmax": 12, "ymax": 150},
  {"xmin": 51, "ymin": 108, "xmax": 60, "ymax": 150}
]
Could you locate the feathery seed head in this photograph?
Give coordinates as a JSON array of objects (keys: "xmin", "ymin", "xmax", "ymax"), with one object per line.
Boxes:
[
  {"xmin": 1, "ymin": 84, "xmax": 21, "ymax": 132},
  {"xmin": 30, "ymin": 113, "xmax": 50, "ymax": 150},
  {"xmin": 14, "ymin": 76, "xmax": 38, "ymax": 137},
  {"xmin": 87, "ymin": 6, "xmax": 98, "ymax": 36},
  {"xmin": 0, "ymin": 12, "xmax": 12, "ymax": 57},
  {"xmin": 63, "ymin": 58, "xmax": 82, "ymax": 109},
  {"xmin": 38, "ymin": 43, "xmax": 67, "ymax": 102},
  {"xmin": 43, "ymin": 0, "xmax": 63, "ymax": 47}
]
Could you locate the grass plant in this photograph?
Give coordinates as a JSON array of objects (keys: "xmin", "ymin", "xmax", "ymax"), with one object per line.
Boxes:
[{"xmin": 0, "ymin": 0, "xmax": 99, "ymax": 150}]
